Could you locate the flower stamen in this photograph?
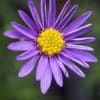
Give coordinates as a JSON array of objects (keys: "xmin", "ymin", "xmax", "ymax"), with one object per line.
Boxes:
[{"xmin": 37, "ymin": 28, "xmax": 65, "ymax": 56}]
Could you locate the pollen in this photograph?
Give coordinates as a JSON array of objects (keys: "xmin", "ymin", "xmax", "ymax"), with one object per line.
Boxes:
[{"xmin": 37, "ymin": 28, "xmax": 65, "ymax": 56}]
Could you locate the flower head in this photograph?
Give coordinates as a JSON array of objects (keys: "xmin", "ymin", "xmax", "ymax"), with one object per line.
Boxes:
[{"xmin": 4, "ymin": 0, "xmax": 97, "ymax": 94}]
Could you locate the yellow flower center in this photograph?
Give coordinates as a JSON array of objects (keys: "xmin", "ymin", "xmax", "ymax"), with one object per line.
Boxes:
[{"xmin": 37, "ymin": 28, "xmax": 65, "ymax": 56}]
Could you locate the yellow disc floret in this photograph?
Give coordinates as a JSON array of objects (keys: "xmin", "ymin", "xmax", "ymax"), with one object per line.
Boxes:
[{"xmin": 37, "ymin": 28, "xmax": 65, "ymax": 56}]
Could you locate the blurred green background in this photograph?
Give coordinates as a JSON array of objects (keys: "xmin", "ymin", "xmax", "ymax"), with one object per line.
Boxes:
[{"xmin": 0, "ymin": 0, "xmax": 100, "ymax": 100}]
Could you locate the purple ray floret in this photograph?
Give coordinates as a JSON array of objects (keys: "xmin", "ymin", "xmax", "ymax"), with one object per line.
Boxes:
[{"xmin": 4, "ymin": 0, "xmax": 97, "ymax": 94}]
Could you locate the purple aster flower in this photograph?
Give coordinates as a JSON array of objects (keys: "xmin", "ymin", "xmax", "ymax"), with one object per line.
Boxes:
[{"xmin": 4, "ymin": 0, "xmax": 97, "ymax": 94}]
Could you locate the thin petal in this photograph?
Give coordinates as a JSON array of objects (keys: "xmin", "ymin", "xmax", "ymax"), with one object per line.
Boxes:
[
  {"xmin": 61, "ymin": 50, "xmax": 89, "ymax": 68},
  {"xmin": 68, "ymin": 37, "xmax": 95, "ymax": 44},
  {"xmin": 60, "ymin": 56, "xmax": 85, "ymax": 78},
  {"xmin": 40, "ymin": 66, "xmax": 52, "ymax": 94},
  {"xmin": 49, "ymin": 57, "xmax": 63, "ymax": 87},
  {"xmin": 56, "ymin": 5, "xmax": 78, "ymax": 31},
  {"xmin": 16, "ymin": 49, "xmax": 39, "ymax": 61},
  {"xmin": 18, "ymin": 10, "xmax": 37, "ymax": 34},
  {"xmin": 48, "ymin": 0, "xmax": 56, "ymax": 27},
  {"xmin": 11, "ymin": 22, "xmax": 36, "ymax": 39},
  {"xmin": 64, "ymin": 24, "xmax": 92, "ymax": 40},
  {"xmin": 63, "ymin": 11, "xmax": 92, "ymax": 33},
  {"xmin": 67, "ymin": 49, "xmax": 97, "ymax": 62},
  {"xmin": 57, "ymin": 56, "xmax": 69, "ymax": 77},
  {"xmin": 28, "ymin": 0, "xmax": 42, "ymax": 30},
  {"xmin": 18, "ymin": 56, "xmax": 38, "ymax": 77},
  {"xmin": 36, "ymin": 55, "xmax": 48, "ymax": 81},
  {"xmin": 4, "ymin": 29, "xmax": 24, "ymax": 39},
  {"xmin": 66, "ymin": 44, "xmax": 94, "ymax": 51},
  {"xmin": 41, "ymin": 0, "xmax": 47, "ymax": 28},
  {"xmin": 7, "ymin": 41, "xmax": 36, "ymax": 51},
  {"xmin": 54, "ymin": 0, "xmax": 71, "ymax": 27}
]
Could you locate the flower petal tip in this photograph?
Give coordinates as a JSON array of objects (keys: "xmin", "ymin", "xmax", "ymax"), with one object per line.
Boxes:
[
  {"xmin": 10, "ymin": 22, "xmax": 16, "ymax": 26},
  {"xmin": 89, "ymin": 23, "xmax": 93, "ymax": 26},
  {"xmin": 7, "ymin": 44, "xmax": 12, "ymax": 50},
  {"xmin": 4, "ymin": 31, "xmax": 9, "ymax": 37},
  {"xmin": 18, "ymin": 69, "xmax": 30, "ymax": 78},
  {"xmin": 66, "ymin": 74, "xmax": 69, "ymax": 78},
  {"xmin": 58, "ymin": 82, "xmax": 63, "ymax": 87},
  {"xmin": 81, "ymin": 73, "xmax": 86, "ymax": 79},
  {"xmin": 67, "ymin": 0, "xmax": 71, "ymax": 5},
  {"xmin": 18, "ymin": 72, "xmax": 25, "ymax": 78},
  {"xmin": 41, "ymin": 89, "xmax": 48, "ymax": 95},
  {"xmin": 16, "ymin": 57, "xmax": 21, "ymax": 61},
  {"xmin": 74, "ymin": 4, "xmax": 79, "ymax": 8},
  {"xmin": 18, "ymin": 9, "xmax": 23, "ymax": 15},
  {"xmin": 87, "ymin": 11, "xmax": 93, "ymax": 16},
  {"xmin": 28, "ymin": 0, "xmax": 34, "ymax": 6},
  {"xmin": 94, "ymin": 58, "xmax": 98, "ymax": 62},
  {"xmin": 83, "ymin": 11, "xmax": 93, "ymax": 19},
  {"xmin": 82, "ymin": 75, "xmax": 86, "ymax": 79}
]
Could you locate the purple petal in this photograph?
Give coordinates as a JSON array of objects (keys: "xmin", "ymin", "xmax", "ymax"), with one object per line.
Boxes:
[
  {"xmin": 66, "ymin": 44, "xmax": 94, "ymax": 51},
  {"xmin": 7, "ymin": 41, "xmax": 36, "ymax": 51},
  {"xmin": 49, "ymin": 57, "xmax": 63, "ymax": 87},
  {"xmin": 16, "ymin": 49, "xmax": 39, "ymax": 61},
  {"xmin": 67, "ymin": 49, "xmax": 97, "ymax": 62},
  {"xmin": 61, "ymin": 50, "xmax": 89, "ymax": 68},
  {"xmin": 4, "ymin": 29, "xmax": 24, "ymax": 39},
  {"xmin": 18, "ymin": 56, "xmax": 38, "ymax": 77},
  {"xmin": 64, "ymin": 24, "xmax": 92, "ymax": 40},
  {"xmin": 28, "ymin": 0, "xmax": 42, "ymax": 30},
  {"xmin": 18, "ymin": 10, "xmax": 37, "ymax": 34},
  {"xmin": 36, "ymin": 55, "xmax": 48, "ymax": 81},
  {"xmin": 56, "ymin": 5, "xmax": 78, "ymax": 31},
  {"xmin": 57, "ymin": 56, "xmax": 69, "ymax": 77},
  {"xmin": 11, "ymin": 22, "xmax": 36, "ymax": 39},
  {"xmin": 63, "ymin": 11, "xmax": 92, "ymax": 33},
  {"xmin": 68, "ymin": 37, "xmax": 95, "ymax": 44},
  {"xmin": 60, "ymin": 56, "xmax": 85, "ymax": 78},
  {"xmin": 40, "ymin": 66, "xmax": 52, "ymax": 94},
  {"xmin": 54, "ymin": 0, "xmax": 71, "ymax": 27},
  {"xmin": 41, "ymin": 0, "xmax": 47, "ymax": 29},
  {"xmin": 48, "ymin": 0, "xmax": 56, "ymax": 27}
]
